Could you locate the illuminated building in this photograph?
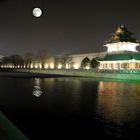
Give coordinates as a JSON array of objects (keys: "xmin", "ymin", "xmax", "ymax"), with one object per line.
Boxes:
[
  {"xmin": 99, "ymin": 25, "xmax": 140, "ymax": 70},
  {"xmin": 69, "ymin": 25, "xmax": 140, "ymax": 70},
  {"xmin": 1, "ymin": 25, "xmax": 140, "ymax": 72}
]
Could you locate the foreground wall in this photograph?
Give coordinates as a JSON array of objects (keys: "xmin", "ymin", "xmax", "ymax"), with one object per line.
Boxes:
[{"xmin": 12, "ymin": 69, "xmax": 140, "ymax": 81}]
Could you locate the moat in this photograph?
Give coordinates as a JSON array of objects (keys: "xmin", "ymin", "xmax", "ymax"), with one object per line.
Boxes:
[{"xmin": 0, "ymin": 77, "xmax": 140, "ymax": 139}]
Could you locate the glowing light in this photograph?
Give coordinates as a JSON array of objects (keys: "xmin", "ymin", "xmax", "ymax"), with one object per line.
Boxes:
[
  {"xmin": 66, "ymin": 64, "xmax": 69, "ymax": 69},
  {"xmin": 86, "ymin": 66, "xmax": 90, "ymax": 69},
  {"xmin": 30, "ymin": 64, "xmax": 33, "ymax": 68},
  {"xmin": 58, "ymin": 64, "xmax": 62, "ymax": 69},
  {"xmin": 73, "ymin": 63, "xmax": 79, "ymax": 69},
  {"xmin": 105, "ymin": 42, "xmax": 139, "ymax": 52},
  {"xmin": 99, "ymin": 60, "xmax": 140, "ymax": 70},
  {"xmin": 44, "ymin": 64, "xmax": 49, "ymax": 69},
  {"xmin": 39, "ymin": 64, "xmax": 42, "ymax": 69},
  {"xmin": 50, "ymin": 63, "xmax": 54, "ymax": 69},
  {"xmin": 35, "ymin": 64, "xmax": 38, "ymax": 68},
  {"xmin": 32, "ymin": 8, "xmax": 42, "ymax": 17},
  {"xmin": 33, "ymin": 78, "xmax": 43, "ymax": 97}
]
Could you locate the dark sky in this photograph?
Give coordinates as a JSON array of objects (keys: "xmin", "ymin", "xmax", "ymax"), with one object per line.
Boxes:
[{"xmin": 0, "ymin": 0, "xmax": 140, "ymax": 56}]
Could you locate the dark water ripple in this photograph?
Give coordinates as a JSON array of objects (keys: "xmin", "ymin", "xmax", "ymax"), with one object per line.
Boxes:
[{"xmin": 0, "ymin": 77, "xmax": 140, "ymax": 139}]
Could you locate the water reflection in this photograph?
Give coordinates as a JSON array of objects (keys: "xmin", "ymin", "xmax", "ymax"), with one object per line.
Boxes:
[
  {"xmin": 1, "ymin": 77, "xmax": 140, "ymax": 139},
  {"xmin": 97, "ymin": 81, "xmax": 140, "ymax": 122},
  {"xmin": 38, "ymin": 77, "xmax": 98, "ymax": 115},
  {"xmin": 97, "ymin": 81, "xmax": 140, "ymax": 138},
  {"xmin": 33, "ymin": 78, "xmax": 43, "ymax": 97}
]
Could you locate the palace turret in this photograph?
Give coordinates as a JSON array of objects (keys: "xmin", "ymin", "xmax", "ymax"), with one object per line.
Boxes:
[{"xmin": 105, "ymin": 25, "xmax": 139, "ymax": 52}]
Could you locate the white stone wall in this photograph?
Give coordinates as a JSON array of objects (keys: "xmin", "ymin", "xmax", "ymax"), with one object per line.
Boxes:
[
  {"xmin": 99, "ymin": 60, "xmax": 140, "ymax": 70},
  {"xmin": 69, "ymin": 52, "xmax": 106, "ymax": 69},
  {"xmin": 105, "ymin": 42, "xmax": 139, "ymax": 52}
]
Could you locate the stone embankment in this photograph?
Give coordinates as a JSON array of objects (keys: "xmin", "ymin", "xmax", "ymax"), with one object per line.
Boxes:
[{"xmin": 0, "ymin": 68, "xmax": 139, "ymax": 81}]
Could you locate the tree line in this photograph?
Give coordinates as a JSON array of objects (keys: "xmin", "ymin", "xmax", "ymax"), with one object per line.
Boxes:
[
  {"xmin": 0, "ymin": 49, "xmax": 73, "ymax": 69},
  {"xmin": 0, "ymin": 49, "xmax": 100, "ymax": 69}
]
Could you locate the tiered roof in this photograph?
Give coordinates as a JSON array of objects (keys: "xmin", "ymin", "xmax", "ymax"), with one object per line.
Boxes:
[
  {"xmin": 105, "ymin": 25, "xmax": 139, "ymax": 44},
  {"xmin": 100, "ymin": 51, "xmax": 140, "ymax": 61}
]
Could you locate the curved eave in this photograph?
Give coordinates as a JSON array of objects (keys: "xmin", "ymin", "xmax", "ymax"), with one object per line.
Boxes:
[
  {"xmin": 100, "ymin": 58, "xmax": 140, "ymax": 61},
  {"xmin": 100, "ymin": 51, "xmax": 140, "ymax": 61},
  {"xmin": 104, "ymin": 42, "xmax": 140, "ymax": 47}
]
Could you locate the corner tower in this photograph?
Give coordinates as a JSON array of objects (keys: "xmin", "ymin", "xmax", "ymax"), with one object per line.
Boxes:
[{"xmin": 105, "ymin": 25, "xmax": 139, "ymax": 52}]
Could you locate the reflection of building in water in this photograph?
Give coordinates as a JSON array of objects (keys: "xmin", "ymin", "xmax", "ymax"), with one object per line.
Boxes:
[
  {"xmin": 33, "ymin": 78, "xmax": 43, "ymax": 97},
  {"xmin": 97, "ymin": 81, "xmax": 140, "ymax": 123}
]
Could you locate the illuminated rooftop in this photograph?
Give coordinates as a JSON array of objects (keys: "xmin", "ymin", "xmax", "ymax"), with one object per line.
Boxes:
[{"xmin": 105, "ymin": 24, "xmax": 139, "ymax": 44}]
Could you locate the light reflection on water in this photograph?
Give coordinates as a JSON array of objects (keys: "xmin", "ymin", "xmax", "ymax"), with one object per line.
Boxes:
[
  {"xmin": 0, "ymin": 77, "xmax": 140, "ymax": 139},
  {"xmin": 33, "ymin": 78, "xmax": 43, "ymax": 97},
  {"xmin": 97, "ymin": 81, "xmax": 140, "ymax": 122},
  {"xmin": 97, "ymin": 81, "xmax": 140, "ymax": 138}
]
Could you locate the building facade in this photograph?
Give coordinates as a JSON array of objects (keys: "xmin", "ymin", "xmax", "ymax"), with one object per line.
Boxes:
[
  {"xmin": 69, "ymin": 25, "xmax": 140, "ymax": 70},
  {"xmin": 1, "ymin": 25, "xmax": 140, "ymax": 71},
  {"xmin": 99, "ymin": 25, "xmax": 140, "ymax": 70}
]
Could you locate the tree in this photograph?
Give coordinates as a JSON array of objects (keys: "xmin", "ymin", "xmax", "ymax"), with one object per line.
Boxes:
[
  {"xmin": 91, "ymin": 58, "xmax": 100, "ymax": 68},
  {"xmin": 36, "ymin": 49, "xmax": 50, "ymax": 68},
  {"xmin": 1, "ymin": 55, "xmax": 24, "ymax": 67},
  {"xmin": 81, "ymin": 57, "xmax": 90, "ymax": 69},
  {"xmin": 61, "ymin": 55, "xmax": 72, "ymax": 69},
  {"xmin": 24, "ymin": 52, "xmax": 35, "ymax": 67},
  {"xmin": 10, "ymin": 55, "xmax": 24, "ymax": 66},
  {"xmin": 54, "ymin": 57, "xmax": 62, "ymax": 69},
  {"xmin": 1, "ymin": 57, "xmax": 12, "ymax": 65}
]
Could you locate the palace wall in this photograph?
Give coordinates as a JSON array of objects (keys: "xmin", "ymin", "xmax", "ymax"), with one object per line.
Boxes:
[{"xmin": 69, "ymin": 52, "xmax": 106, "ymax": 68}]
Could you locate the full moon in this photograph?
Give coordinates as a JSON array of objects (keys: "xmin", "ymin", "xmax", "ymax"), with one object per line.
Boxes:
[{"xmin": 33, "ymin": 8, "xmax": 42, "ymax": 17}]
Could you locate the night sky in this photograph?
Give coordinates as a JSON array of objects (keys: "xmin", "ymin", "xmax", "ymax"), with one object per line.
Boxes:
[{"xmin": 0, "ymin": 0, "xmax": 140, "ymax": 56}]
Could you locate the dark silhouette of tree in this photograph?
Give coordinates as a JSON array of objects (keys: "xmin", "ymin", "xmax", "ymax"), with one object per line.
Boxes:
[
  {"xmin": 60, "ymin": 55, "xmax": 72, "ymax": 68},
  {"xmin": 10, "ymin": 55, "xmax": 24, "ymax": 66},
  {"xmin": 81, "ymin": 57, "xmax": 90, "ymax": 68},
  {"xmin": 37, "ymin": 49, "xmax": 50, "ymax": 68},
  {"xmin": 1, "ymin": 57, "xmax": 12, "ymax": 65},
  {"xmin": 54, "ymin": 57, "xmax": 62, "ymax": 68},
  {"xmin": 24, "ymin": 52, "xmax": 35, "ymax": 67},
  {"xmin": 1, "ymin": 55, "xmax": 24, "ymax": 67},
  {"xmin": 91, "ymin": 58, "xmax": 100, "ymax": 68}
]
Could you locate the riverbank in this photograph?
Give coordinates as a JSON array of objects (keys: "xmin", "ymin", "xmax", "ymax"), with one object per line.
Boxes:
[
  {"xmin": 0, "ymin": 111, "xmax": 28, "ymax": 140},
  {"xmin": 1, "ymin": 68, "xmax": 140, "ymax": 81}
]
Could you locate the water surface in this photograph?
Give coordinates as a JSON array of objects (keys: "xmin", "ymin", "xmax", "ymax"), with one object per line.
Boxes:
[{"xmin": 0, "ymin": 77, "xmax": 140, "ymax": 139}]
